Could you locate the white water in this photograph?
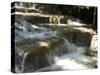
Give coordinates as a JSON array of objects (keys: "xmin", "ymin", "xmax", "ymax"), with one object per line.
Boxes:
[
  {"xmin": 67, "ymin": 19, "xmax": 86, "ymax": 26},
  {"xmin": 15, "ymin": 19, "xmax": 56, "ymax": 42},
  {"xmin": 15, "ymin": 18, "xmax": 97, "ymax": 72},
  {"xmin": 36, "ymin": 39, "xmax": 97, "ymax": 72}
]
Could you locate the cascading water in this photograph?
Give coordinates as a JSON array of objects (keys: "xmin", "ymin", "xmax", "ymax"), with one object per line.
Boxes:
[
  {"xmin": 36, "ymin": 39, "xmax": 97, "ymax": 72},
  {"xmin": 15, "ymin": 17, "xmax": 56, "ymax": 42},
  {"xmin": 14, "ymin": 17, "xmax": 97, "ymax": 73},
  {"xmin": 14, "ymin": 7, "xmax": 97, "ymax": 73}
]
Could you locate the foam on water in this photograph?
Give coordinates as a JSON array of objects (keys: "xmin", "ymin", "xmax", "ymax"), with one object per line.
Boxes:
[{"xmin": 15, "ymin": 17, "xmax": 97, "ymax": 72}]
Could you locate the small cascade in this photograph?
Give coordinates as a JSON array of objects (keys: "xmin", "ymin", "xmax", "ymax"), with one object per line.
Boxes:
[
  {"xmin": 67, "ymin": 19, "xmax": 86, "ymax": 26},
  {"xmin": 15, "ymin": 35, "xmax": 97, "ymax": 72},
  {"xmin": 34, "ymin": 39, "xmax": 96, "ymax": 72},
  {"xmin": 15, "ymin": 18, "xmax": 56, "ymax": 42},
  {"xmin": 14, "ymin": 9, "xmax": 97, "ymax": 73}
]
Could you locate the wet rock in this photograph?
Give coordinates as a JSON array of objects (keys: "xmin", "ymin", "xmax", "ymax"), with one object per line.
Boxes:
[
  {"xmin": 86, "ymin": 34, "xmax": 97, "ymax": 56},
  {"xmin": 15, "ymin": 36, "xmax": 65, "ymax": 72},
  {"xmin": 57, "ymin": 27, "xmax": 93, "ymax": 47}
]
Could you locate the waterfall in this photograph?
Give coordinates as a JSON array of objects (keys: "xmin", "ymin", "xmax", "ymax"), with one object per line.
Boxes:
[
  {"xmin": 15, "ymin": 18, "xmax": 56, "ymax": 42},
  {"xmin": 36, "ymin": 39, "xmax": 96, "ymax": 72},
  {"xmin": 15, "ymin": 36, "xmax": 97, "ymax": 72},
  {"xmin": 14, "ymin": 8, "xmax": 97, "ymax": 73}
]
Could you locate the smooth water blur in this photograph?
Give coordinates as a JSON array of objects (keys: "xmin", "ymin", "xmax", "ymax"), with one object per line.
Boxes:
[
  {"xmin": 36, "ymin": 40, "xmax": 97, "ymax": 72},
  {"xmin": 14, "ymin": 15, "xmax": 97, "ymax": 73}
]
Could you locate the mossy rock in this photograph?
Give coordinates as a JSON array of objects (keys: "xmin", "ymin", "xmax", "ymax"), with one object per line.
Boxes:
[
  {"xmin": 16, "ymin": 36, "xmax": 64, "ymax": 53},
  {"xmin": 58, "ymin": 27, "xmax": 92, "ymax": 47},
  {"xmin": 16, "ymin": 36, "xmax": 65, "ymax": 72}
]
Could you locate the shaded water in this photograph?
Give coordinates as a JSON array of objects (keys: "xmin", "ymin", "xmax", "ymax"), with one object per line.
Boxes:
[
  {"xmin": 13, "ymin": 14, "xmax": 97, "ymax": 73},
  {"xmin": 11, "ymin": 2, "xmax": 97, "ymax": 73}
]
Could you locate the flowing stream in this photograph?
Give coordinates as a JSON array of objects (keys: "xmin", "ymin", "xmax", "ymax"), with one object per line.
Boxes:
[
  {"xmin": 12, "ymin": 2, "xmax": 97, "ymax": 72},
  {"xmin": 14, "ymin": 16, "xmax": 97, "ymax": 73}
]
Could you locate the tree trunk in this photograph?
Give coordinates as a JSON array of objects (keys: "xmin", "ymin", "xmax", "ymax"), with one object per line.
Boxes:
[{"xmin": 93, "ymin": 8, "xmax": 96, "ymax": 25}]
